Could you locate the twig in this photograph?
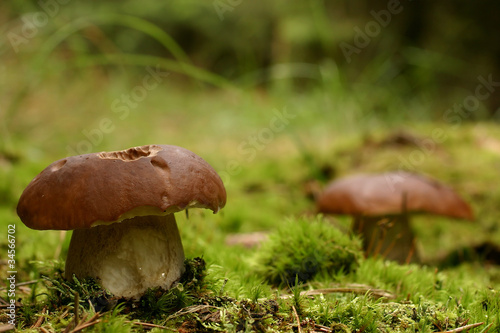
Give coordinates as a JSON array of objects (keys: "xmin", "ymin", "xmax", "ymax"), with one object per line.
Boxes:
[
  {"xmin": 314, "ymin": 323, "xmax": 333, "ymax": 332},
  {"xmin": 0, "ymin": 301, "xmax": 22, "ymax": 309},
  {"xmin": 437, "ymin": 322, "xmax": 484, "ymax": 333},
  {"xmin": 58, "ymin": 308, "xmax": 70, "ymax": 321},
  {"xmin": 165, "ymin": 304, "xmax": 216, "ymax": 321},
  {"xmin": 0, "ymin": 280, "xmax": 39, "ymax": 291},
  {"xmin": 292, "ymin": 305, "xmax": 302, "ymax": 333},
  {"xmin": 279, "ymin": 285, "xmax": 395, "ymax": 300},
  {"xmin": 483, "ymin": 322, "xmax": 494, "ymax": 333},
  {"xmin": 0, "ymin": 324, "xmax": 15, "ymax": 332},
  {"xmin": 126, "ymin": 321, "xmax": 171, "ymax": 330},
  {"xmin": 70, "ymin": 319, "xmax": 101, "ymax": 333},
  {"xmin": 30, "ymin": 306, "xmax": 47, "ymax": 328},
  {"xmin": 63, "ymin": 313, "xmax": 81, "ymax": 333},
  {"xmin": 69, "ymin": 313, "xmax": 101, "ymax": 333},
  {"xmin": 63, "ymin": 312, "xmax": 100, "ymax": 333}
]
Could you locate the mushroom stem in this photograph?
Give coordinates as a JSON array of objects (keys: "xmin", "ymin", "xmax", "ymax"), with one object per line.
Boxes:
[
  {"xmin": 353, "ymin": 215, "xmax": 419, "ymax": 263},
  {"xmin": 65, "ymin": 214, "xmax": 185, "ymax": 299}
]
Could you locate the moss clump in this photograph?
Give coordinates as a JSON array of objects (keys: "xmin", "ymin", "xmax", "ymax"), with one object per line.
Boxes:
[
  {"xmin": 254, "ymin": 216, "xmax": 363, "ymax": 286},
  {"xmin": 130, "ymin": 257, "xmax": 208, "ymax": 320},
  {"xmin": 180, "ymin": 256, "xmax": 208, "ymax": 291},
  {"xmin": 305, "ymin": 293, "xmax": 470, "ymax": 333},
  {"xmin": 41, "ymin": 266, "xmax": 113, "ymax": 312}
]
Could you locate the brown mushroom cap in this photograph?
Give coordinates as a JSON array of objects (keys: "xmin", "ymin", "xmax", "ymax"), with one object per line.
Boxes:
[
  {"xmin": 317, "ymin": 171, "xmax": 474, "ymax": 220},
  {"xmin": 17, "ymin": 144, "xmax": 227, "ymax": 230}
]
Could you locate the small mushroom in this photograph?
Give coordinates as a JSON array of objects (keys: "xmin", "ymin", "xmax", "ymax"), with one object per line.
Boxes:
[
  {"xmin": 17, "ymin": 144, "xmax": 226, "ymax": 298},
  {"xmin": 316, "ymin": 171, "xmax": 474, "ymax": 263}
]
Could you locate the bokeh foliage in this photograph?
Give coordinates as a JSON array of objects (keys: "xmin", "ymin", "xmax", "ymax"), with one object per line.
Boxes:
[{"xmin": 2, "ymin": 0, "xmax": 500, "ymax": 110}]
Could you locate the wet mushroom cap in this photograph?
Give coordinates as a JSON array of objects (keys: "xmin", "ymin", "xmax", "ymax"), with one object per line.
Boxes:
[
  {"xmin": 317, "ymin": 171, "xmax": 474, "ymax": 220},
  {"xmin": 17, "ymin": 144, "xmax": 227, "ymax": 230}
]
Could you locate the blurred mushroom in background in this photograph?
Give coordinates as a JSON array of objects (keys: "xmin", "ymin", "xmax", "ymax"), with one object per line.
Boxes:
[{"xmin": 316, "ymin": 171, "xmax": 474, "ymax": 264}]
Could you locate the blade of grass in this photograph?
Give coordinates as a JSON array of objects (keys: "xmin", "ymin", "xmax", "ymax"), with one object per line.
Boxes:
[
  {"xmin": 31, "ymin": 13, "xmax": 191, "ymax": 71},
  {"xmin": 308, "ymin": 0, "xmax": 335, "ymax": 55},
  {"xmin": 5, "ymin": 13, "xmax": 196, "ymax": 126},
  {"xmin": 279, "ymin": 286, "xmax": 395, "ymax": 300},
  {"xmin": 72, "ymin": 53, "xmax": 235, "ymax": 90},
  {"xmin": 437, "ymin": 322, "xmax": 484, "ymax": 333}
]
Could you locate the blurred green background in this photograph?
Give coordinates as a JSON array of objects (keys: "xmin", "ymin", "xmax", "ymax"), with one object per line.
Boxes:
[{"xmin": 2, "ymin": 0, "xmax": 500, "ymax": 274}]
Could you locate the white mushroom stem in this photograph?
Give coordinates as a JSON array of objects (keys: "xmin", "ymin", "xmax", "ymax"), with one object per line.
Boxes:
[{"xmin": 65, "ymin": 214, "xmax": 185, "ymax": 299}]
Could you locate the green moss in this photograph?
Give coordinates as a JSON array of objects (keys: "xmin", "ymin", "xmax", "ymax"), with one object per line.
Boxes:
[{"xmin": 253, "ymin": 216, "xmax": 363, "ymax": 287}]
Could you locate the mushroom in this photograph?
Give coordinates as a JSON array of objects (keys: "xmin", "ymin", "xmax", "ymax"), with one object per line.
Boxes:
[
  {"xmin": 17, "ymin": 144, "xmax": 226, "ymax": 298},
  {"xmin": 316, "ymin": 171, "xmax": 474, "ymax": 263}
]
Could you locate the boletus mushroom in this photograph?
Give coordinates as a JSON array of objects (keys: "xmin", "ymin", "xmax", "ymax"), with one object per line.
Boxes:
[
  {"xmin": 316, "ymin": 171, "xmax": 474, "ymax": 263},
  {"xmin": 17, "ymin": 144, "xmax": 226, "ymax": 298}
]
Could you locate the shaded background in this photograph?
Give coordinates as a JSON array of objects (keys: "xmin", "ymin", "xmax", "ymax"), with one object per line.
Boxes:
[{"xmin": 3, "ymin": 0, "xmax": 500, "ymax": 112}]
